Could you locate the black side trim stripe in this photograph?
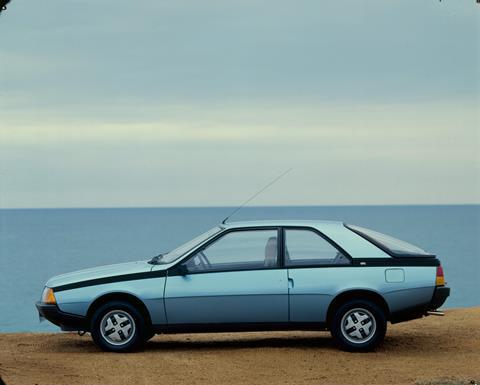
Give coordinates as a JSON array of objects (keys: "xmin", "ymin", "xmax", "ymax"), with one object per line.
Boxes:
[
  {"xmin": 351, "ymin": 258, "xmax": 440, "ymax": 267},
  {"xmin": 52, "ymin": 270, "xmax": 167, "ymax": 292},
  {"xmin": 52, "ymin": 257, "xmax": 438, "ymax": 292}
]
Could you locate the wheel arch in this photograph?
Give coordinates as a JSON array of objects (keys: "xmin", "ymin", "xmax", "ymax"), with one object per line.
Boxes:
[
  {"xmin": 86, "ymin": 292, "xmax": 153, "ymax": 329},
  {"xmin": 326, "ymin": 289, "xmax": 390, "ymax": 326}
]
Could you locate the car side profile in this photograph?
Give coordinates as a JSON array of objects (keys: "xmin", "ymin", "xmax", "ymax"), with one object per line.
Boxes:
[{"xmin": 36, "ymin": 220, "xmax": 450, "ymax": 352}]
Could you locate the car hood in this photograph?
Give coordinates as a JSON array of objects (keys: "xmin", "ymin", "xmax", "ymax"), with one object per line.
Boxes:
[{"xmin": 46, "ymin": 260, "xmax": 158, "ymax": 289}]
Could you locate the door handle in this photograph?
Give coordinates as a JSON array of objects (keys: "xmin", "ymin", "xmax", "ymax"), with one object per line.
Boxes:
[{"xmin": 288, "ymin": 277, "xmax": 294, "ymax": 289}]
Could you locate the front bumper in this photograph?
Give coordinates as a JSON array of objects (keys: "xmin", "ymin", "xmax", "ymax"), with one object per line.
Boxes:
[
  {"xmin": 428, "ymin": 286, "xmax": 450, "ymax": 310},
  {"xmin": 36, "ymin": 302, "xmax": 88, "ymax": 331}
]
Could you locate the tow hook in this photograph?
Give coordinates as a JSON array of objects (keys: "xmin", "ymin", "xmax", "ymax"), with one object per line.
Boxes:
[
  {"xmin": 78, "ymin": 331, "xmax": 87, "ymax": 336},
  {"xmin": 427, "ymin": 310, "xmax": 445, "ymax": 316}
]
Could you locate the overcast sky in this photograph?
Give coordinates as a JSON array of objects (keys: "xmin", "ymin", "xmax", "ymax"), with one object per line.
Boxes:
[{"xmin": 0, "ymin": 0, "xmax": 479, "ymax": 208}]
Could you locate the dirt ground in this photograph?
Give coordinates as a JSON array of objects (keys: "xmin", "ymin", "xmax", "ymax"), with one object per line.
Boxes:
[{"xmin": 0, "ymin": 307, "xmax": 479, "ymax": 385}]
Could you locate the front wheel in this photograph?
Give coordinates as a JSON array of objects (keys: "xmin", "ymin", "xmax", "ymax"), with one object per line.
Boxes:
[
  {"xmin": 330, "ymin": 299, "xmax": 387, "ymax": 352},
  {"xmin": 90, "ymin": 301, "xmax": 146, "ymax": 352}
]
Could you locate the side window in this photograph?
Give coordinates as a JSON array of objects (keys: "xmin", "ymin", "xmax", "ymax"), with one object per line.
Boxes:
[
  {"xmin": 285, "ymin": 229, "xmax": 350, "ymax": 266},
  {"xmin": 183, "ymin": 229, "xmax": 279, "ymax": 273}
]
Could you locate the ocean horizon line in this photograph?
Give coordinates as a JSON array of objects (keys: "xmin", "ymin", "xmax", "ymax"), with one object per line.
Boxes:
[{"xmin": 1, "ymin": 203, "xmax": 479, "ymax": 211}]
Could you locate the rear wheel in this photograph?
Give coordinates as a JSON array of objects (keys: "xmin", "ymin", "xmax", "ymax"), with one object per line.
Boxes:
[
  {"xmin": 90, "ymin": 301, "xmax": 146, "ymax": 352},
  {"xmin": 330, "ymin": 299, "xmax": 386, "ymax": 352}
]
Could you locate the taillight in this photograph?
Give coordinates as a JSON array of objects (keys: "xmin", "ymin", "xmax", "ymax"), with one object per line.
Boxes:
[{"xmin": 436, "ymin": 265, "xmax": 445, "ymax": 286}]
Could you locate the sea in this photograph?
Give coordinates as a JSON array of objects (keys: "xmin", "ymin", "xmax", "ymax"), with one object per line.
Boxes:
[{"xmin": 0, "ymin": 205, "xmax": 478, "ymax": 332}]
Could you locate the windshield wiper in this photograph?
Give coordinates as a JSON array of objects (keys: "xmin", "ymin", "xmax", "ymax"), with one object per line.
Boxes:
[{"xmin": 148, "ymin": 253, "xmax": 164, "ymax": 265}]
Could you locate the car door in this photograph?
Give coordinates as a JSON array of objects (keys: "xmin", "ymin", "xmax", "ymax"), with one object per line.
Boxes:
[
  {"xmin": 164, "ymin": 228, "xmax": 289, "ymax": 325},
  {"xmin": 284, "ymin": 227, "xmax": 352, "ymax": 323}
]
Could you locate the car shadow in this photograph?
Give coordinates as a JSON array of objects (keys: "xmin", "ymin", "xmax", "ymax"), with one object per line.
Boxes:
[
  {"xmin": 50, "ymin": 330, "xmax": 444, "ymax": 354},
  {"xmin": 145, "ymin": 334, "xmax": 336, "ymax": 352}
]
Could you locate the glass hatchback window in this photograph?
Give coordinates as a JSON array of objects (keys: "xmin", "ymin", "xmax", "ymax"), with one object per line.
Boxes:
[
  {"xmin": 183, "ymin": 229, "xmax": 279, "ymax": 273},
  {"xmin": 284, "ymin": 229, "xmax": 350, "ymax": 266},
  {"xmin": 346, "ymin": 224, "xmax": 430, "ymax": 256}
]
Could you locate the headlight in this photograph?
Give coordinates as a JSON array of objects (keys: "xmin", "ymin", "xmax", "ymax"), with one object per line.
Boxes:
[{"xmin": 41, "ymin": 287, "xmax": 57, "ymax": 304}]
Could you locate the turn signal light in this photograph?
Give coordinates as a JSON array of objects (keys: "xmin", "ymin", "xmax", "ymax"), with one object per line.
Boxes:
[
  {"xmin": 41, "ymin": 287, "xmax": 57, "ymax": 304},
  {"xmin": 435, "ymin": 265, "xmax": 445, "ymax": 286}
]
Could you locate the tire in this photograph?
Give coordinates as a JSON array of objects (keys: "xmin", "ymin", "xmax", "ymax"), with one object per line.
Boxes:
[
  {"xmin": 330, "ymin": 299, "xmax": 387, "ymax": 352},
  {"xmin": 90, "ymin": 301, "xmax": 146, "ymax": 352}
]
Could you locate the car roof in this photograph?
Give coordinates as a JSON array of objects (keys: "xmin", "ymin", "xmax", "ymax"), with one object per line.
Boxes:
[{"xmin": 222, "ymin": 220, "xmax": 345, "ymax": 231}]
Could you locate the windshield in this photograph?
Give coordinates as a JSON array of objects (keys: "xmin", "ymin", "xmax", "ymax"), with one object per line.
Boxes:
[
  {"xmin": 346, "ymin": 224, "xmax": 431, "ymax": 257},
  {"xmin": 154, "ymin": 227, "xmax": 223, "ymax": 264}
]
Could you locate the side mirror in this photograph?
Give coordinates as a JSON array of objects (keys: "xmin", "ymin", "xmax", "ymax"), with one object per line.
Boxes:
[{"xmin": 176, "ymin": 264, "xmax": 189, "ymax": 276}]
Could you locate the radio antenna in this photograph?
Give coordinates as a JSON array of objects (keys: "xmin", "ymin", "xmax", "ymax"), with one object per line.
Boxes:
[{"xmin": 221, "ymin": 168, "xmax": 293, "ymax": 224}]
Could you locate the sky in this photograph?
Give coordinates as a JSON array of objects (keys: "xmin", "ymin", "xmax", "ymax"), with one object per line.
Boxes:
[{"xmin": 0, "ymin": 0, "xmax": 479, "ymax": 208}]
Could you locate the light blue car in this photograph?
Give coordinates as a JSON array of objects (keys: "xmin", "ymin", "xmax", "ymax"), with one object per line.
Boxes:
[{"xmin": 36, "ymin": 220, "xmax": 450, "ymax": 352}]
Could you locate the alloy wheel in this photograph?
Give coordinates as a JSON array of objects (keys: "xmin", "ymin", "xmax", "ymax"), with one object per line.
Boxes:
[
  {"xmin": 100, "ymin": 310, "xmax": 136, "ymax": 346},
  {"xmin": 340, "ymin": 307, "xmax": 377, "ymax": 344}
]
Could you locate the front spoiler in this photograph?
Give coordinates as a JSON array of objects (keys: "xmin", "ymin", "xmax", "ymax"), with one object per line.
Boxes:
[{"xmin": 36, "ymin": 302, "xmax": 88, "ymax": 331}]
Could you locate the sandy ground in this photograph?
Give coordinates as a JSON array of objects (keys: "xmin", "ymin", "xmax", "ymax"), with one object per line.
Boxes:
[{"xmin": 0, "ymin": 307, "xmax": 479, "ymax": 385}]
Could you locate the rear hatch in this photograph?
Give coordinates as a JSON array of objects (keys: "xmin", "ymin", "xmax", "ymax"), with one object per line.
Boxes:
[{"xmin": 345, "ymin": 223, "xmax": 450, "ymax": 308}]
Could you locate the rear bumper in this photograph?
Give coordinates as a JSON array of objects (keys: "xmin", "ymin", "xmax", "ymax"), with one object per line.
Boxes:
[
  {"xmin": 36, "ymin": 302, "xmax": 88, "ymax": 331},
  {"xmin": 428, "ymin": 286, "xmax": 450, "ymax": 310},
  {"xmin": 390, "ymin": 286, "xmax": 450, "ymax": 324}
]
